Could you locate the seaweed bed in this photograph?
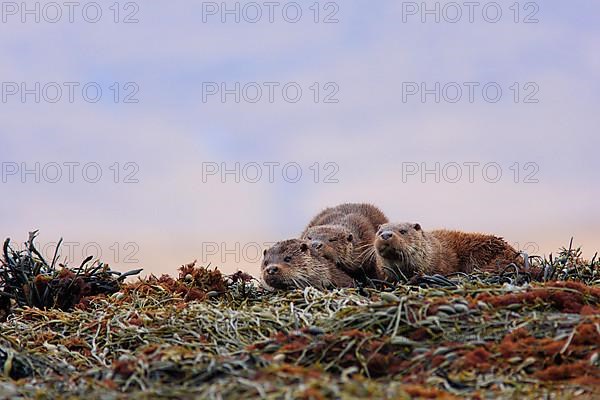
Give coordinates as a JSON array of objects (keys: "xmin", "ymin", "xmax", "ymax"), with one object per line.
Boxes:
[{"xmin": 0, "ymin": 233, "xmax": 599, "ymax": 399}]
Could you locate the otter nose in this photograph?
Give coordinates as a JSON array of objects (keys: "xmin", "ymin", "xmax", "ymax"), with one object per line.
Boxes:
[
  {"xmin": 379, "ymin": 231, "xmax": 393, "ymax": 241},
  {"xmin": 266, "ymin": 265, "xmax": 279, "ymax": 275},
  {"xmin": 311, "ymin": 240, "xmax": 324, "ymax": 250}
]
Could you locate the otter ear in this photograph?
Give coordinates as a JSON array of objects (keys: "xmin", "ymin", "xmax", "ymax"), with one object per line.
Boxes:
[
  {"xmin": 414, "ymin": 223, "xmax": 421, "ymax": 231},
  {"xmin": 300, "ymin": 242, "xmax": 309, "ymax": 252},
  {"xmin": 263, "ymin": 249, "xmax": 267, "ymax": 256},
  {"xmin": 346, "ymin": 233, "xmax": 353, "ymax": 242}
]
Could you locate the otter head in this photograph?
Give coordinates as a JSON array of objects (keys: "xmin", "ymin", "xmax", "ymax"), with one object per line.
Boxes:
[
  {"xmin": 303, "ymin": 225, "xmax": 354, "ymax": 266},
  {"xmin": 374, "ymin": 222, "xmax": 426, "ymax": 281},
  {"xmin": 261, "ymin": 239, "xmax": 338, "ymax": 291}
]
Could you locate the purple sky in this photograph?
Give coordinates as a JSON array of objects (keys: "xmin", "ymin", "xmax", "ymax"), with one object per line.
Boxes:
[{"xmin": 1, "ymin": 1, "xmax": 599, "ymax": 276}]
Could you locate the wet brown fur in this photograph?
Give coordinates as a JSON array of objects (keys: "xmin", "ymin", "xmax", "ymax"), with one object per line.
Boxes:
[
  {"xmin": 374, "ymin": 222, "xmax": 522, "ymax": 282},
  {"xmin": 303, "ymin": 203, "xmax": 388, "ymax": 230},
  {"xmin": 301, "ymin": 203, "xmax": 389, "ymax": 281},
  {"xmin": 261, "ymin": 239, "xmax": 355, "ymax": 290}
]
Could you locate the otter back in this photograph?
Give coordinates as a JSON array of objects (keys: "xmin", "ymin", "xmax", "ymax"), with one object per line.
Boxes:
[
  {"xmin": 303, "ymin": 203, "xmax": 388, "ymax": 234},
  {"xmin": 433, "ymin": 230, "xmax": 522, "ymax": 272}
]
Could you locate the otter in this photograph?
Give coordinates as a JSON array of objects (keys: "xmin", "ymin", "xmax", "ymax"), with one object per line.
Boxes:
[
  {"xmin": 374, "ymin": 222, "xmax": 522, "ymax": 282},
  {"xmin": 301, "ymin": 203, "xmax": 389, "ymax": 282},
  {"xmin": 303, "ymin": 203, "xmax": 388, "ymax": 231},
  {"xmin": 261, "ymin": 239, "xmax": 355, "ymax": 291}
]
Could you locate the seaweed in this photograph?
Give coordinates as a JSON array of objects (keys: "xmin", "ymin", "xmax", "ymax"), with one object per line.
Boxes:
[
  {"xmin": 0, "ymin": 235, "xmax": 598, "ymax": 399},
  {"xmin": 0, "ymin": 231, "xmax": 142, "ymax": 312}
]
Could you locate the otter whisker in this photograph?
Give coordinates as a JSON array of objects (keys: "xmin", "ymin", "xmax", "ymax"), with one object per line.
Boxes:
[
  {"xmin": 360, "ymin": 246, "xmax": 377, "ymax": 262},
  {"xmin": 295, "ymin": 275, "xmax": 312, "ymax": 289},
  {"xmin": 355, "ymin": 242, "xmax": 374, "ymax": 251},
  {"xmin": 338, "ymin": 255, "xmax": 356, "ymax": 268},
  {"xmin": 357, "ymin": 245, "xmax": 375, "ymax": 259},
  {"xmin": 294, "ymin": 277, "xmax": 310, "ymax": 289}
]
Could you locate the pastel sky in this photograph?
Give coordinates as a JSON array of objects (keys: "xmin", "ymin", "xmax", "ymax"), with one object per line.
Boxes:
[{"xmin": 1, "ymin": 1, "xmax": 598, "ymax": 277}]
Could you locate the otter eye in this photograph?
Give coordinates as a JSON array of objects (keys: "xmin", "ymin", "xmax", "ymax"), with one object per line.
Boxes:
[
  {"xmin": 328, "ymin": 238, "xmax": 338, "ymax": 242},
  {"xmin": 307, "ymin": 236, "xmax": 312, "ymax": 240},
  {"xmin": 399, "ymin": 229, "xmax": 408, "ymax": 235},
  {"xmin": 284, "ymin": 256, "xmax": 292, "ymax": 262}
]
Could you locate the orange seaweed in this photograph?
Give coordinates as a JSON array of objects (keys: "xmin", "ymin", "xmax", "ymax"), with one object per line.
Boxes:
[
  {"xmin": 461, "ymin": 347, "xmax": 492, "ymax": 370},
  {"xmin": 535, "ymin": 361, "xmax": 599, "ymax": 381},
  {"xmin": 299, "ymin": 387, "xmax": 325, "ymax": 400},
  {"xmin": 403, "ymin": 384, "xmax": 460, "ymax": 399},
  {"xmin": 478, "ymin": 281, "xmax": 600, "ymax": 314}
]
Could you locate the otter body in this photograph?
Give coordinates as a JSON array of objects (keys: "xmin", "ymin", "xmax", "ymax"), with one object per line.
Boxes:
[
  {"xmin": 303, "ymin": 203, "xmax": 388, "ymax": 232},
  {"xmin": 301, "ymin": 203, "xmax": 389, "ymax": 281},
  {"xmin": 261, "ymin": 239, "xmax": 354, "ymax": 290},
  {"xmin": 375, "ymin": 222, "xmax": 522, "ymax": 282}
]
